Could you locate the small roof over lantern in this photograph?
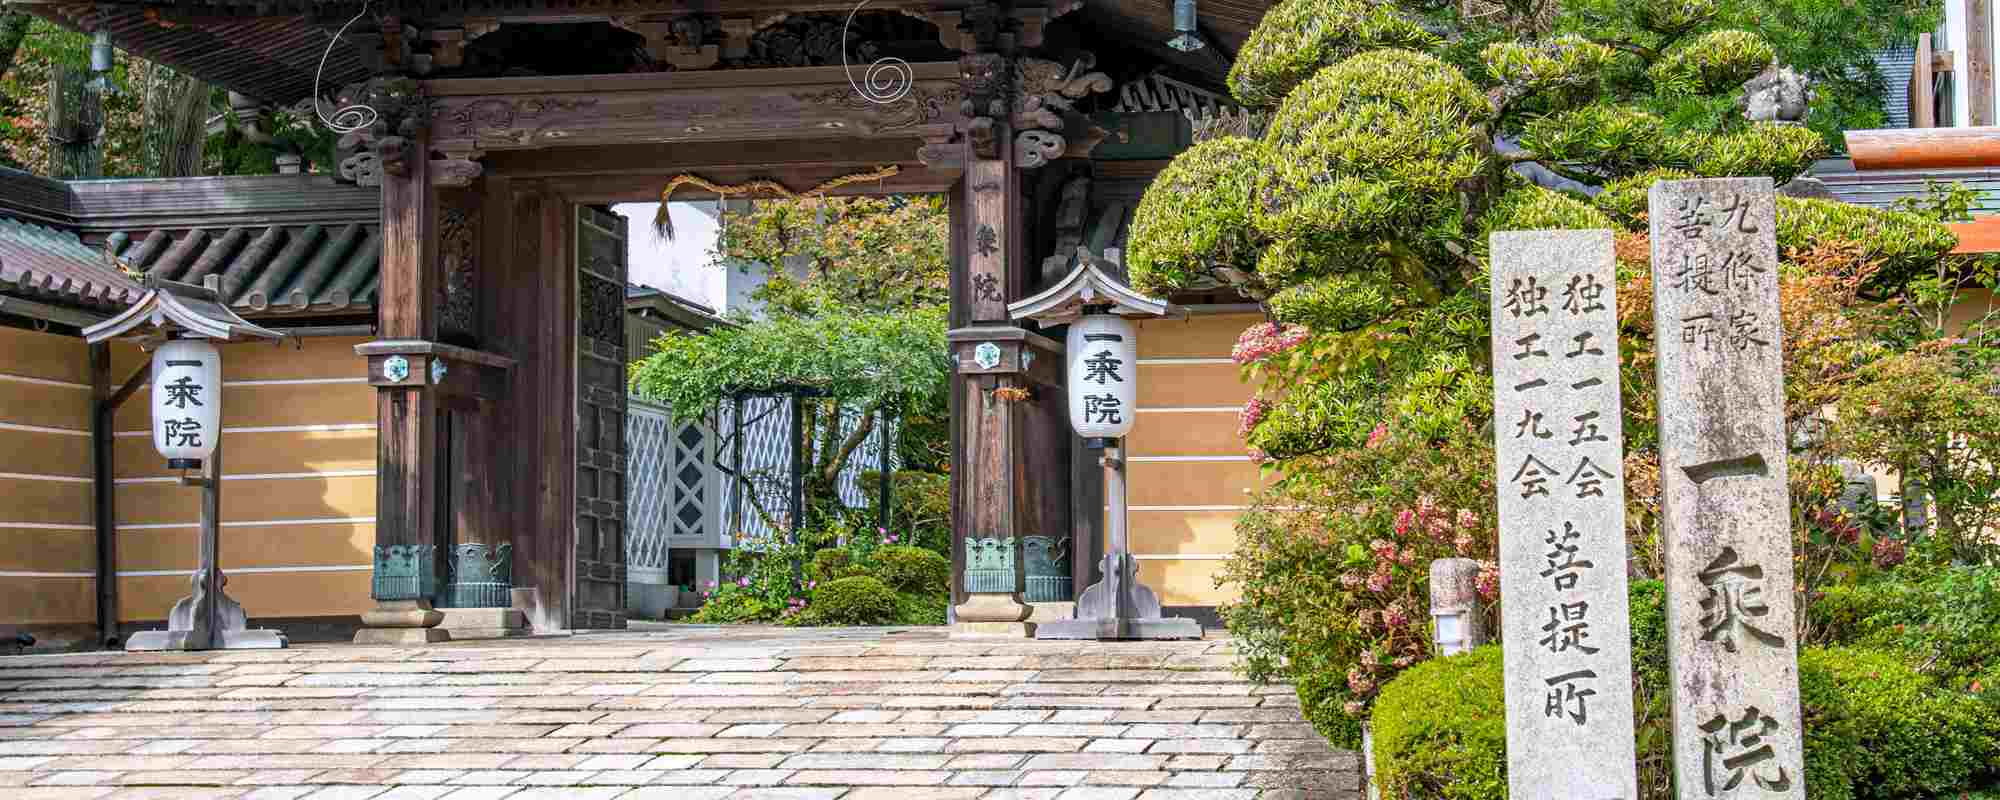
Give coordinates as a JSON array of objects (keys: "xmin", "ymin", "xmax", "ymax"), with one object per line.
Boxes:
[
  {"xmin": 1007, "ymin": 247, "xmax": 1183, "ymax": 324},
  {"xmin": 83, "ymin": 274, "xmax": 284, "ymax": 344}
]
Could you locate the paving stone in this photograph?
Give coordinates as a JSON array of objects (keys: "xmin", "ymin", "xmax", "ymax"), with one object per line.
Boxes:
[
  {"xmin": 783, "ymin": 769, "xmax": 948, "ymax": 785},
  {"xmin": 874, "ymin": 737, "xmax": 946, "ymax": 753},
  {"xmin": 1022, "ymin": 755, "xmax": 1165, "ymax": 772},
  {"xmin": 720, "ymin": 768, "xmax": 795, "ymax": 786},
  {"xmin": 1052, "ymin": 788, "xmax": 1141, "ymax": 800},
  {"xmin": 776, "ymin": 753, "xmax": 949, "ymax": 770},
  {"xmin": 608, "ymin": 790, "xmax": 732, "ymax": 800},
  {"xmin": 1082, "ymin": 740, "xmax": 1151, "ymax": 754},
  {"xmin": 644, "ymin": 769, "xmax": 732, "ymax": 785},
  {"xmin": 844, "ymin": 788, "xmax": 985, "ymax": 799},
  {"xmin": 1085, "ymin": 771, "xmax": 1168, "ymax": 786},
  {"xmin": 942, "ymin": 754, "xmax": 1026, "ymax": 770}
]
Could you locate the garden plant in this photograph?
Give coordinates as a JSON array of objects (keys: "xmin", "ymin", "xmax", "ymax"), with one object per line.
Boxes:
[{"xmin": 1120, "ymin": 0, "xmax": 2000, "ymax": 796}]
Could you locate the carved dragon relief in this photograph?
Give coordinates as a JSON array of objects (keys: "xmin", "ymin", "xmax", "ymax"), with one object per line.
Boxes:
[
  {"xmin": 1010, "ymin": 53, "xmax": 1111, "ymax": 169},
  {"xmin": 333, "ymin": 77, "xmax": 429, "ymax": 187}
]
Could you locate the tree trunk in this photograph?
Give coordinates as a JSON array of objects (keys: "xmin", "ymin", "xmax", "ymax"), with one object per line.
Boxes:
[
  {"xmin": 141, "ymin": 67, "xmax": 210, "ymax": 177},
  {"xmin": 46, "ymin": 63, "xmax": 103, "ymax": 178}
]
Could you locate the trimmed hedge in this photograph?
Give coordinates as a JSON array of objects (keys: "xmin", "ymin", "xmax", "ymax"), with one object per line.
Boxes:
[
  {"xmin": 1370, "ymin": 580, "xmax": 2000, "ymax": 799},
  {"xmin": 1800, "ymin": 647, "xmax": 2000, "ymax": 800},
  {"xmin": 876, "ymin": 546, "xmax": 950, "ymax": 595},
  {"xmin": 804, "ymin": 576, "xmax": 898, "ymax": 626},
  {"xmin": 1370, "ymin": 646, "xmax": 1507, "ymax": 800}
]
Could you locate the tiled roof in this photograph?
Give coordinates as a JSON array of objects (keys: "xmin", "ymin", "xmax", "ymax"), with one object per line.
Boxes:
[
  {"xmin": 105, "ymin": 222, "xmax": 382, "ymax": 313},
  {"xmin": 1812, "ymin": 158, "xmax": 2000, "ymax": 215},
  {"xmin": 0, "ymin": 172, "xmax": 382, "ymax": 318},
  {"xmin": 0, "ymin": 218, "xmax": 145, "ymax": 310}
]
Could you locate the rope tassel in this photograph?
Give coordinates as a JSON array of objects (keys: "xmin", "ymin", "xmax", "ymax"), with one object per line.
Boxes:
[{"xmin": 653, "ymin": 165, "xmax": 901, "ymax": 239}]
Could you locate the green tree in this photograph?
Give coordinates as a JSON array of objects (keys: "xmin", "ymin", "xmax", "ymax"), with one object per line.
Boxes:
[
  {"xmin": 1127, "ymin": 0, "xmax": 1980, "ymax": 744},
  {"xmin": 629, "ymin": 308, "xmax": 951, "ymax": 528},
  {"xmin": 711, "ymin": 195, "xmax": 950, "ymax": 317}
]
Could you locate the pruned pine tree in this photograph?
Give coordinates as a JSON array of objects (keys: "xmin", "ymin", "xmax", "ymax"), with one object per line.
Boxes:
[{"xmin": 1125, "ymin": 0, "xmax": 1958, "ymax": 461}]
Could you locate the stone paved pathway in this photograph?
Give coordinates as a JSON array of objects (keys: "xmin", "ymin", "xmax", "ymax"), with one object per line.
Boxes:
[{"xmin": 0, "ymin": 625, "xmax": 1360, "ymax": 799}]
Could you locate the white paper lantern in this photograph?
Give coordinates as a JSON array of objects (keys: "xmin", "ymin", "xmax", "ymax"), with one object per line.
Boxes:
[
  {"xmin": 1066, "ymin": 313, "xmax": 1137, "ymax": 439},
  {"xmin": 151, "ymin": 339, "xmax": 222, "ymax": 469}
]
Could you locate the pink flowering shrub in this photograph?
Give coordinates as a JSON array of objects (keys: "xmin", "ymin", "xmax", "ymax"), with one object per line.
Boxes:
[
  {"xmin": 1231, "ymin": 321, "xmax": 1310, "ymax": 366},
  {"xmin": 1220, "ymin": 419, "xmax": 1497, "ymax": 747}
]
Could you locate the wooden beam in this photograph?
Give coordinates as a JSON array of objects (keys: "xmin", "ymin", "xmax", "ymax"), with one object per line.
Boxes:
[
  {"xmin": 424, "ymin": 65, "xmax": 964, "ymax": 155},
  {"xmin": 479, "ymin": 137, "xmax": 939, "ymax": 177},
  {"xmin": 1969, "ymin": 0, "xmax": 1995, "ymax": 125},
  {"xmin": 90, "ymin": 343, "xmax": 117, "ymax": 647},
  {"xmin": 369, "ymin": 131, "xmax": 444, "ymax": 611},
  {"xmin": 1915, "ymin": 33, "xmax": 1937, "ymax": 129},
  {"xmin": 1843, "ymin": 126, "xmax": 2000, "ymax": 169}
]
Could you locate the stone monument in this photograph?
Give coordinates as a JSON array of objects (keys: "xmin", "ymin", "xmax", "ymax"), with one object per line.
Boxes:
[
  {"xmin": 1490, "ymin": 230, "xmax": 1639, "ymax": 799},
  {"xmin": 1648, "ymin": 178, "xmax": 1806, "ymax": 799}
]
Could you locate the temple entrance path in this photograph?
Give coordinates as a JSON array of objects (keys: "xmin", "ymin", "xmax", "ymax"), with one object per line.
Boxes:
[{"xmin": 0, "ymin": 625, "xmax": 1360, "ymax": 799}]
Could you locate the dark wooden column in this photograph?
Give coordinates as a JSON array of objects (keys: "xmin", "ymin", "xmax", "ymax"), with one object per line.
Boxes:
[{"xmin": 355, "ymin": 132, "xmax": 448, "ymax": 644}]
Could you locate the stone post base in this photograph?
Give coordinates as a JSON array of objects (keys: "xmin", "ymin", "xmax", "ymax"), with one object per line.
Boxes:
[
  {"xmin": 437, "ymin": 607, "xmax": 527, "ymax": 639},
  {"xmin": 951, "ymin": 591, "xmax": 1033, "ymax": 639},
  {"xmin": 353, "ymin": 599, "xmax": 450, "ymax": 645}
]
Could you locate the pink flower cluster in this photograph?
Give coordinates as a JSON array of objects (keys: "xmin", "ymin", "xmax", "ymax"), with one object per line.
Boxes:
[
  {"xmin": 1239, "ymin": 396, "xmax": 1269, "ymax": 438},
  {"xmin": 1392, "ymin": 496, "xmax": 1483, "ymax": 557},
  {"xmin": 1874, "ymin": 538, "xmax": 1907, "ymax": 568},
  {"xmin": 1365, "ymin": 422, "xmax": 1388, "ymax": 449},
  {"xmin": 1231, "ymin": 322, "xmax": 1310, "ymax": 366},
  {"xmin": 1474, "ymin": 560, "xmax": 1499, "ymax": 600}
]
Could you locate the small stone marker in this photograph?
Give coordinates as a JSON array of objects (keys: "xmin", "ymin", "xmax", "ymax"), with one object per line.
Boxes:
[
  {"xmin": 1648, "ymin": 178, "xmax": 1805, "ymax": 800},
  {"xmin": 1490, "ymin": 230, "xmax": 1639, "ymax": 800}
]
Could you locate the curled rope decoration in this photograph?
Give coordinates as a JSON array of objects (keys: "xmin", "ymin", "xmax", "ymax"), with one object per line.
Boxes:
[
  {"xmin": 652, "ymin": 165, "xmax": 902, "ymax": 239},
  {"xmin": 313, "ymin": 1, "xmax": 379, "ymax": 134},
  {"xmin": 842, "ymin": 0, "xmax": 912, "ymax": 105}
]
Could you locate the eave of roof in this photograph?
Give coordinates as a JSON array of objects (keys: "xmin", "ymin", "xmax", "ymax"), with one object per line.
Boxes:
[{"xmin": 0, "ymin": 173, "xmax": 382, "ymax": 319}]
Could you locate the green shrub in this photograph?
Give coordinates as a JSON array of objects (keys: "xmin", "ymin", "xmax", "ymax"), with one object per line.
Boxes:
[
  {"xmin": 811, "ymin": 548, "xmax": 855, "ymax": 582},
  {"xmin": 892, "ymin": 591, "xmax": 947, "ymax": 626},
  {"xmin": 875, "ymin": 545, "xmax": 949, "ymax": 595},
  {"xmin": 1368, "ymin": 600, "xmax": 2000, "ymax": 800},
  {"xmin": 1809, "ymin": 565, "xmax": 2000, "ymax": 691},
  {"xmin": 1800, "ymin": 647, "xmax": 2000, "ymax": 800},
  {"xmin": 803, "ymin": 576, "xmax": 898, "ymax": 626},
  {"xmin": 1370, "ymin": 646, "xmax": 1507, "ymax": 800},
  {"xmin": 1125, "ymin": 136, "xmax": 1267, "ymax": 296},
  {"xmin": 1226, "ymin": 0, "xmax": 1439, "ymax": 108},
  {"xmin": 686, "ymin": 590, "xmax": 779, "ymax": 624}
]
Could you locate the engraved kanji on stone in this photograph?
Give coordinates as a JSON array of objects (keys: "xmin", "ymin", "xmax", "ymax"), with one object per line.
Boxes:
[
  {"xmin": 1697, "ymin": 547, "xmax": 1784, "ymax": 653},
  {"xmin": 1674, "ymin": 252, "xmax": 1724, "ymax": 296},
  {"xmin": 1681, "ymin": 312, "xmax": 1720, "ymax": 352},
  {"xmin": 1719, "ymin": 250, "xmax": 1765, "ymax": 292},
  {"xmin": 1539, "ymin": 521, "xmax": 1595, "ymax": 591},
  {"xmin": 1565, "ymin": 330, "xmax": 1605, "ymax": 359},
  {"xmin": 1718, "ymin": 193, "xmax": 1761, "ymax": 234},
  {"xmin": 1538, "ymin": 601, "xmax": 1600, "ymax": 655},
  {"xmin": 1562, "ymin": 273, "xmax": 1608, "ymax": 315},
  {"xmin": 1728, "ymin": 309, "xmax": 1771, "ymax": 351},
  {"xmin": 1565, "ymin": 456, "xmax": 1615, "ymax": 498},
  {"xmin": 1699, "ymin": 707, "xmax": 1792, "ymax": 796},
  {"xmin": 1504, "ymin": 276, "xmax": 1551, "ymax": 318},
  {"xmin": 1514, "ymin": 332, "xmax": 1550, "ymax": 361},
  {"xmin": 1515, "ymin": 409, "xmax": 1553, "ymax": 440},
  {"xmin": 1671, "ymin": 195, "xmax": 1713, "ymax": 238},
  {"xmin": 1511, "ymin": 454, "xmax": 1560, "ymax": 499},
  {"xmin": 1544, "ymin": 669, "xmax": 1598, "ymax": 727},
  {"xmin": 1568, "ymin": 411, "xmax": 1609, "ymax": 446}
]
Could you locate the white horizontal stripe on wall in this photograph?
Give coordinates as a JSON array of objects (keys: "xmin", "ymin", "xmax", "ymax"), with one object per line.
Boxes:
[
  {"xmin": 1136, "ymin": 357, "xmax": 1234, "ymax": 366},
  {"xmin": 1127, "ymin": 504, "xmax": 1251, "ymax": 512},
  {"xmin": 1127, "ymin": 455, "xmax": 1253, "ymax": 463},
  {"xmin": 118, "ymin": 517, "xmax": 376, "ymax": 531},
  {"xmin": 113, "ymin": 469, "xmax": 377, "ymax": 486},
  {"xmin": 0, "ymin": 522, "xmax": 94, "ymax": 531},
  {"xmin": 1135, "ymin": 406, "xmax": 1243, "ymax": 413},
  {"xmin": 0, "ymin": 565, "xmax": 374, "ymax": 579},
  {"xmin": 224, "ymin": 377, "xmax": 369, "ymax": 387},
  {"xmin": 115, "ymin": 423, "xmax": 378, "ymax": 437},
  {"xmin": 0, "ymin": 373, "xmax": 89, "ymax": 390},
  {"xmin": 0, "ymin": 421, "xmax": 88, "ymax": 437},
  {"xmin": 1131, "ymin": 553, "xmax": 1231, "ymax": 561},
  {"xmin": 117, "ymin": 564, "xmax": 371, "ymax": 577},
  {"xmin": 0, "ymin": 471, "xmax": 91, "ymax": 483}
]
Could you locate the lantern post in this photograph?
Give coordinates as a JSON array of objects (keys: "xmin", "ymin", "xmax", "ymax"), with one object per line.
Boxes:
[
  {"xmin": 84, "ymin": 275, "xmax": 287, "ymax": 651},
  {"xmin": 1009, "ymin": 249, "xmax": 1204, "ymax": 640}
]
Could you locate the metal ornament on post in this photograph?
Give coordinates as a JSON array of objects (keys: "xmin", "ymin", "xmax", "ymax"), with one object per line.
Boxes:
[
  {"xmin": 84, "ymin": 275, "xmax": 287, "ymax": 651},
  {"xmin": 1009, "ymin": 248, "xmax": 1203, "ymax": 640}
]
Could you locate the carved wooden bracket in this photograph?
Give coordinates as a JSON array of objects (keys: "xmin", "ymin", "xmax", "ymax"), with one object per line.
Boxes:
[
  {"xmin": 430, "ymin": 157, "xmax": 483, "ymax": 187},
  {"xmin": 333, "ymin": 77, "xmax": 430, "ymax": 187}
]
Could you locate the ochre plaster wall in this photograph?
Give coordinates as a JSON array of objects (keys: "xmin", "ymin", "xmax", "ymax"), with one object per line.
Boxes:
[
  {"xmin": 0, "ymin": 332, "xmax": 378, "ymax": 629},
  {"xmin": 1124, "ymin": 312, "xmax": 1263, "ymax": 607}
]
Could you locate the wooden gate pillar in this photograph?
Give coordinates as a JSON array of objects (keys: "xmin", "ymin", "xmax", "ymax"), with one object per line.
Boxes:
[{"xmin": 352, "ymin": 122, "xmax": 515, "ymax": 643}]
